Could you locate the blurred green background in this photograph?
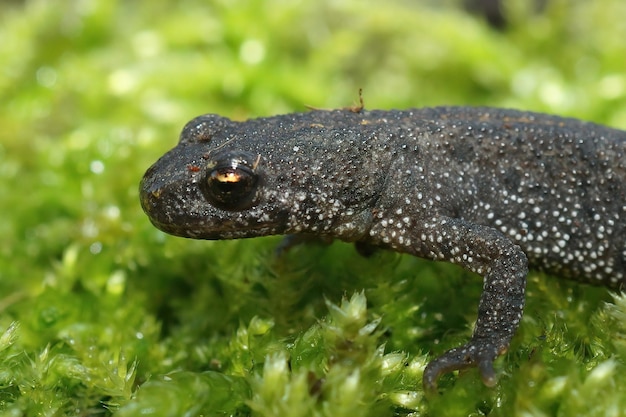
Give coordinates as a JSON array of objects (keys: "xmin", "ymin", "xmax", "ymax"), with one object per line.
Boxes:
[{"xmin": 1, "ymin": 0, "xmax": 626, "ymax": 416}]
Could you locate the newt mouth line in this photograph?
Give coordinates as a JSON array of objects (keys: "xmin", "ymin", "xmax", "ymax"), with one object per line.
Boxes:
[{"xmin": 148, "ymin": 218, "xmax": 281, "ymax": 240}]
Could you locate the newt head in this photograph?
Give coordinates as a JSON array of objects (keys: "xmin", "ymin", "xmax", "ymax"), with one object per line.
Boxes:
[{"xmin": 140, "ymin": 112, "xmax": 381, "ymax": 241}]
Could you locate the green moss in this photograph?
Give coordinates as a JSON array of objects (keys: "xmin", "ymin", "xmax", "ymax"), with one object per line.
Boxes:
[{"xmin": 1, "ymin": 0, "xmax": 626, "ymax": 415}]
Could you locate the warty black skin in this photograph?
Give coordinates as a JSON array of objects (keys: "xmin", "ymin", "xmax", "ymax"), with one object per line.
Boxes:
[{"xmin": 140, "ymin": 106, "xmax": 626, "ymax": 391}]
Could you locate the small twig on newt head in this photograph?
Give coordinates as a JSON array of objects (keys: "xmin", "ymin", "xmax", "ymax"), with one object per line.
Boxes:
[
  {"xmin": 304, "ymin": 88, "xmax": 365, "ymax": 113},
  {"xmin": 346, "ymin": 88, "xmax": 365, "ymax": 113}
]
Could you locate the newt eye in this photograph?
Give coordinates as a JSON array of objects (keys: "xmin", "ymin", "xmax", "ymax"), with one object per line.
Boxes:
[{"xmin": 201, "ymin": 154, "xmax": 259, "ymax": 210}]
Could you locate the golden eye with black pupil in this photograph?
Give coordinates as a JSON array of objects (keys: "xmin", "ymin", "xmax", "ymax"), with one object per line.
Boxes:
[{"xmin": 201, "ymin": 154, "xmax": 259, "ymax": 211}]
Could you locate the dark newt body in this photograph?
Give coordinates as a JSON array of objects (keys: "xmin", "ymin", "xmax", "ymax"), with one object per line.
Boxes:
[{"xmin": 140, "ymin": 106, "xmax": 626, "ymax": 390}]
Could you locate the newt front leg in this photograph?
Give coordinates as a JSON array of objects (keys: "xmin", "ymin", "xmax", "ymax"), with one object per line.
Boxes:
[{"xmin": 413, "ymin": 217, "xmax": 528, "ymax": 391}]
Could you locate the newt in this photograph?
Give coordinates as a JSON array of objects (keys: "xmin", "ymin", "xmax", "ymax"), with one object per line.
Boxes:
[{"xmin": 139, "ymin": 106, "xmax": 626, "ymax": 390}]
